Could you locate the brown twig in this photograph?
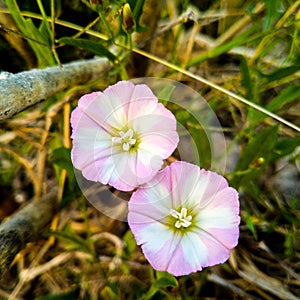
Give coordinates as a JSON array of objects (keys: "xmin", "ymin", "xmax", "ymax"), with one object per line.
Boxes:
[
  {"xmin": 0, "ymin": 57, "xmax": 111, "ymax": 121},
  {"xmin": 0, "ymin": 189, "xmax": 59, "ymax": 277}
]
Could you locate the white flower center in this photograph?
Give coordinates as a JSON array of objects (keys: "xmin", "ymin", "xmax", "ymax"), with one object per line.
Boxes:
[
  {"xmin": 112, "ymin": 128, "xmax": 136, "ymax": 151},
  {"xmin": 169, "ymin": 207, "xmax": 192, "ymax": 229}
]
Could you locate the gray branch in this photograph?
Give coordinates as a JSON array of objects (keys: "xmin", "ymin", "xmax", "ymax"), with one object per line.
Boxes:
[
  {"xmin": 0, "ymin": 191, "xmax": 59, "ymax": 277},
  {"xmin": 0, "ymin": 57, "xmax": 111, "ymax": 121}
]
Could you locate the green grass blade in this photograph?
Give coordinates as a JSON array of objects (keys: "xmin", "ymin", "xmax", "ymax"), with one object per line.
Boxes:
[
  {"xmin": 248, "ymin": 85, "xmax": 300, "ymax": 125},
  {"xmin": 263, "ymin": 0, "xmax": 282, "ymax": 31},
  {"xmin": 258, "ymin": 66, "xmax": 300, "ymax": 83},
  {"xmin": 36, "ymin": 0, "xmax": 52, "ymax": 37},
  {"xmin": 58, "ymin": 37, "xmax": 117, "ymax": 62},
  {"xmin": 188, "ymin": 25, "xmax": 259, "ymax": 66},
  {"xmin": 5, "ymin": 0, "xmax": 55, "ymax": 66}
]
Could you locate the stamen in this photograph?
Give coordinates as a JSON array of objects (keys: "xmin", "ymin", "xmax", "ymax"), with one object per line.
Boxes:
[
  {"xmin": 112, "ymin": 128, "xmax": 136, "ymax": 151},
  {"xmin": 170, "ymin": 207, "xmax": 192, "ymax": 229}
]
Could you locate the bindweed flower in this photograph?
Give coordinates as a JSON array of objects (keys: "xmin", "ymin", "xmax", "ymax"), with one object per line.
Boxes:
[
  {"xmin": 70, "ymin": 81, "xmax": 179, "ymax": 191},
  {"xmin": 128, "ymin": 161, "xmax": 240, "ymax": 276}
]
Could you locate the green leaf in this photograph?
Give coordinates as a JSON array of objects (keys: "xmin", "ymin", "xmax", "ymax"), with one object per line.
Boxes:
[
  {"xmin": 123, "ymin": 229, "xmax": 137, "ymax": 256},
  {"xmin": 49, "ymin": 226, "xmax": 93, "ymax": 254},
  {"xmin": 39, "ymin": 19, "xmax": 52, "ymax": 45},
  {"xmin": 154, "ymin": 271, "xmax": 178, "ymax": 288},
  {"xmin": 36, "ymin": 0, "xmax": 52, "ymax": 38},
  {"xmin": 50, "ymin": 147, "xmax": 72, "ymax": 168},
  {"xmin": 244, "ymin": 212, "xmax": 258, "ymax": 239},
  {"xmin": 100, "ymin": 286, "xmax": 119, "ymax": 300},
  {"xmin": 271, "ymin": 136, "xmax": 300, "ymax": 161},
  {"xmin": 239, "ymin": 56, "xmax": 254, "ymax": 101},
  {"xmin": 232, "ymin": 126, "xmax": 278, "ymax": 187},
  {"xmin": 5, "ymin": 0, "xmax": 55, "ymax": 66},
  {"xmin": 284, "ymin": 231, "xmax": 295, "ymax": 257},
  {"xmin": 23, "ymin": 18, "xmax": 52, "ymax": 65},
  {"xmin": 187, "ymin": 123, "xmax": 211, "ymax": 169},
  {"xmin": 49, "ymin": 147, "xmax": 75, "ymax": 187},
  {"xmin": 129, "ymin": 0, "xmax": 147, "ymax": 32},
  {"xmin": 131, "ymin": 0, "xmax": 145, "ymax": 23},
  {"xmin": 288, "ymin": 20, "xmax": 300, "ymax": 62},
  {"xmin": 157, "ymin": 84, "xmax": 176, "ymax": 106},
  {"xmin": 58, "ymin": 37, "xmax": 117, "ymax": 62},
  {"xmin": 235, "ymin": 126, "xmax": 278, "ymax": 170},
  {"xmin": 49, "ymin": 146, "xmax": 80, "ymax": 207}
]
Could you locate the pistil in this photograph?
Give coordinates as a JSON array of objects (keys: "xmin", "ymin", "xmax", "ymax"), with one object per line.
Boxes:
[
  {"xmin": 170, "ymin": 207, "xmax": 192, "ymax": 229},
  {"xmin": 112, "ymin": 128, "xmax": 136, "ymax": 151}
]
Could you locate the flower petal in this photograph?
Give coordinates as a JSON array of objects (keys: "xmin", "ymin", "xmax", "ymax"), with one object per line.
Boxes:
[
  {"xmin": 77, "ymin": 82, "xmax": 136, "ymax": 132},
  {"xmin": 127, "ymin": 84, "xmax": 158, "ymax": 121},
  {"xmin": 196, "ymin": 187, "xmax": 240, "ymax": 248},
  {"xmin": 128, "ymin": 218, "xmax": 187, "ymax": 275},
  {"xmin": 175, "ymin": 164, "xmax": 229, "ymax": 209},
  {"xmin": 131, "ymin": 102, "xmax": 179, "ymax": 159},
  {"xmin": 130, "ymin": 83, "xmax": 158, "ymax": 103},
  {"xmin": 197, "ymin": 169, "xmax": 229, "ymax": 208},
  {"xmin": 128, "ymin": 161, "xmax": 240, "ymax": 276},
  {"xmin": 128, "ymin": 176, "xmax": 173, "ymax": 223},
  {"xmin": 106, "ymin": 152, "xmax": 137, "ymax": 191},
  {"xmin": 183, "ymin": 230, "xmax": 231, "ymax": 269},
  {"xmin": 142, "ymin": 230, "xmax": 183, "ymax": 275},
  {"xmin": 153, "ymin": 161, "xmax": 202, "ymax": 209},
  {"xmin": 71, "ymin": 107, "xmax": 115, "ymax": 178},
  {"xmin": 134, "ymin": 148, "xmax": 164, "ymax": 184},
  {"xmin": 71, "ymin": 81, "xmax": 179, "ymax": 191}
]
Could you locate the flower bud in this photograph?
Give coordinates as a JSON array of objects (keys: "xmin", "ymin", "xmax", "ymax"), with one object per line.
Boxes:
[
  {"xmin": 122, "ymin": 3, "xmax": 135, "ymax": 33},
  {"xmin": 250, "ymin": 157, "xmax": 265, "ymax": 169}
]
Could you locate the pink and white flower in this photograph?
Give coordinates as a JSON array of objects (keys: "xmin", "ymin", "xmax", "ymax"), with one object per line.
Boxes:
[
  {"xmin": 70, "ymin": 81, "xmax": 179, "ymax": 191},
  {"xmin": 128, "ymin": 161, "xmax": 240, "ymax": 276}
]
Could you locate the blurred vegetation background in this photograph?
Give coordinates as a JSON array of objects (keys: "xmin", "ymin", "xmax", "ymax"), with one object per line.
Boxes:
[{"xmin": 0, "ymin": 0, "xmax": 299, "ymax": 299}]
